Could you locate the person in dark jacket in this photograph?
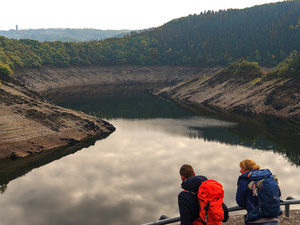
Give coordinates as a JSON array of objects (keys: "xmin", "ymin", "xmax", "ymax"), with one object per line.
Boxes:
[
  {"xmin": 236, "ymin": 159, "xmax": 279, "ymax": 225},
  {"xmin": 178, "ymin": 164, "xmax": 229, "ymax": 225}
]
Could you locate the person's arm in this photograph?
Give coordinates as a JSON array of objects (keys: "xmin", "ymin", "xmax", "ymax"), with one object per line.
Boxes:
[
  {"xmin": 178, "ymin": 192, "xmax": 194, "ymax": 225},
  {"xmin": 235, "ymin": 179, "xmax": 248, "ymax": 207},
  {"xmin": 222, "ymin": 202, "xmax": 229, "ymax": 222}
]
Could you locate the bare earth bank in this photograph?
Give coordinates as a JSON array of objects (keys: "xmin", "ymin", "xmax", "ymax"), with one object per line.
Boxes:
[
  {"xmin": 0, "ymin": 76, "xmax": 115, "ymax": 159},
  {"xmin": 155, "ymin": 69, "xmax": 300, "ymax": 120}
]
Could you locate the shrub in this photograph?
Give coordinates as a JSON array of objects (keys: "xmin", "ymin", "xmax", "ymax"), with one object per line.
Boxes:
[
  {"xmin": 0, "ymin": 64, "xmax": 13, "ymax": 83},
  {"xmin": 227, "ymin": 59, "xmax": 263, "ymax": 76},
  {"xmin": 288, "ymin": 53, "xmax": 300, "ymax": 77},
  {"xmin": 0, "ymin": 64, "xmax": 13, "ymax": 77},
  {"xmin": 267, "ymin": 52, "xmax": 300, "ymax": 78}
]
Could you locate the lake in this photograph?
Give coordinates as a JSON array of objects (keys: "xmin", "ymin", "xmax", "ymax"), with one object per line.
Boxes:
[{"xmin": 0, "ymin": 85, "xmax": 300, "ymax": 225}]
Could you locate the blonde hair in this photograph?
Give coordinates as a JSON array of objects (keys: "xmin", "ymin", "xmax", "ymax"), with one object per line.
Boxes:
[{"xmin": 240, "ymin": 159, "xmax": 260, "ymax": 171}]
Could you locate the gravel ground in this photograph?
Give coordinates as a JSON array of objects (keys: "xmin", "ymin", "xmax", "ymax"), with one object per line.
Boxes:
[{"xmin": 225, "ymin": 210, "xmax": 300, "ymax": 224}]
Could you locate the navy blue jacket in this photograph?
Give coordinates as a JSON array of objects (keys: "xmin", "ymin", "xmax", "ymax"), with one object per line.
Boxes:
[
  {"xmin": 178, "ymin": 176, "xmax": 229, "ymax": 225},
  {"xmin": 236, "ymin": 170, "xmax": 259, "ymax": 213},
  {"xmin": 236, "ymin": 169, "xmax": 282, "ymax": 221}
]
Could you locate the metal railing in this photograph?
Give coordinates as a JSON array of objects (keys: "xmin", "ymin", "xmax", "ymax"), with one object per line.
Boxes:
[{"xmin": 142, "ymin": 196, "xmax": 300, "ymax": 225}]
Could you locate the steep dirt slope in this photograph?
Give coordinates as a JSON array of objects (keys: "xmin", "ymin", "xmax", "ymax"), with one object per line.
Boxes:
[
  {"xmin": 156, "ymin": 70, "xmax": 300, "ymax": 119},
  {"xmin": 0, "ymin": 77, "xmax": 115, "ymax": 159},
  {"xmin": 14, "ymin": 66, "xmax": 221, "ymax": 92}
]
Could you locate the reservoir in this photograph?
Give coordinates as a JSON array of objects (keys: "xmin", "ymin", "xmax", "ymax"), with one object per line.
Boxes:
[{"xmin": 0, "ymin": 85, "xmax": 300, "ymax": 225}]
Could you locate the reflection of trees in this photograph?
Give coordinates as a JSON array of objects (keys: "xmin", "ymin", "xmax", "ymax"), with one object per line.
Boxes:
[
  {"xmin": 0, "ymin": 184, "xmax": 7, "ymax": 194},
  {"xmin": 179, "ymin": 101, "xmax": 300, "ymax": 166},
  {"xmin": 226, "ymin": 117, "xmax": 300, "ymax": 166},
  {"xmin": 44, "ymin": 85, "xmax": 197, "ymax": 120}
]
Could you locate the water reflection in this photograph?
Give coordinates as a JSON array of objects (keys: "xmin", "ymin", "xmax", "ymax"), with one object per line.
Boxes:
[
  {"xmin": 0, "ymin": 87, "xmax": 299, "ymax": 225},
  {"xmin": 46, "ymin": 86, "xmax": 300, "ymax": 166},
  {"xmin": 0, "ymin": 134, "xmax": 108, "ymax": 187},
  {"xmin": 0, "ymin": 118, "xmax": 299, "ymax": 225}
]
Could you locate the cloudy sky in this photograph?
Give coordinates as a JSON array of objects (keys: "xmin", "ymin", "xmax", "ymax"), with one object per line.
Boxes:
[{"xmin": 1, "ymin": 0, "xmax": 284, "ymax": 31}]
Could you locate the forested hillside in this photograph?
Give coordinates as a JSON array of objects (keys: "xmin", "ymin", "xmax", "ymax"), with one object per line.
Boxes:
[
  {"xmin": 0, "ymin": 1, "xmax": 299, "ymax": 73},
  {"xmin": 145, "ymin": 1, "xmax": 300, "ymax": 66},
  {"xmin": 0, "ymin": 28, "xmax": 132, "ymax": 42}
]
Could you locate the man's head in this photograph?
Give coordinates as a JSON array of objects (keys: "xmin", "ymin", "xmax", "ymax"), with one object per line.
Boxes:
[{"xmin": 179, "ymin": 164, "xmax": 195, "ymax": 181}]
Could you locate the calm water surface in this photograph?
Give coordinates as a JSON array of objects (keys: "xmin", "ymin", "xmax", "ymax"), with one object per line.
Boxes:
[{"xmin": 1, "ymin": 87, "xmax": 300, "ymax": 225}]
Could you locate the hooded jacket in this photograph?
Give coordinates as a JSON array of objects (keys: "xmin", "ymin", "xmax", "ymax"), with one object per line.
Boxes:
[
  {"xmin": 236, "ymin": 169, "xmax": 259, "ymax": 213},
  {"xmin": 178, "ymin": 175, "xmax": 229, "ymax": 225},
  {"xmin": 236, "ymin": 169, "xmax": 281, "ymax": 223}
]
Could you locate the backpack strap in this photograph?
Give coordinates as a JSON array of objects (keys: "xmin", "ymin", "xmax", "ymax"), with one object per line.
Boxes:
[{"xmin": 197, "ymin": 200, "xmax": 210, "ymax": 225}]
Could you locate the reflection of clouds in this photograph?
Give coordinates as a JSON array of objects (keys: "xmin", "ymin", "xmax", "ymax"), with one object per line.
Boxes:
[
  {"xmin": 0, "ymin": 118, "xmax": 300, "ymax": 225},
  {"xmin": 109, "ymin": 117, "xmax": 236, "ymax": 138}
]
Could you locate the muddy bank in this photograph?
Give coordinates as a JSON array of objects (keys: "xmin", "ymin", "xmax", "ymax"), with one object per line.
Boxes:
[
  {"xmin": 14, "ymin": 66, "xmax": 221, "ymax": 92},
  {"xmin": 155, "ymin": 69, "xmax": 300, "ymax": 120},
  {"xmin": 0, "ymin": 76, "xmax": 115, "ymax": 159}
]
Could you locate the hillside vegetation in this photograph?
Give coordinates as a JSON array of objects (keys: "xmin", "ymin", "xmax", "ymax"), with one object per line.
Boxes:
[
  {"xmin": 0, "ymin": 1, "xmax": 299, "ymax": 74},
  {"xmin": 145, "ymin": 1, "xmax": 300, "ymax": 67}
]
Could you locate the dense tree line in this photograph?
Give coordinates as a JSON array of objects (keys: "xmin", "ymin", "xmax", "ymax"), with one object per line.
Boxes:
[
  {"xmin": 143, "ymin": 0, "xmax": 300, "ymax": 67},
  {"xmin": 0, "ymin": 1, "xmax": 299, "ymax": 77},
  {"xmin": 0, "ymin": 34, "xmax": 160, "ymax": 70}
]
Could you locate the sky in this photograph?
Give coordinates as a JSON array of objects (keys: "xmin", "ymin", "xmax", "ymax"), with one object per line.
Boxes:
[{"xmin": 1, "ymin": 0, "xmax": 284, "ymax": 31}]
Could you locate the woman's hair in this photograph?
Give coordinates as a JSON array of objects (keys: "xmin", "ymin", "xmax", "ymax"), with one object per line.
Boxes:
[
  {"xmin": 180, "ymin": 164, "xmax": 195, "ymax": 179},
  {"xmin": 240, "ymin": 159, "xmax": 260, "ymax": 171}
]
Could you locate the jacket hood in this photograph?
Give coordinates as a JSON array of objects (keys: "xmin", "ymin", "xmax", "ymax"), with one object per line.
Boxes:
[
  {"xmin": 241, "ymin": 170, "xmax": 251, "ymax": 178},
  {"xmin": 181, "ymin": 175, "xmax": 208, "ymax": 192},
  {"xmin": 237, "ymin": 169, "xmax": 257, "ymax": 184}
]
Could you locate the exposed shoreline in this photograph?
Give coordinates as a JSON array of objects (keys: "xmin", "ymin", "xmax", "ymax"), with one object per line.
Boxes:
[
  {"xmin": 14, "ymin": 65, "xmax": 300, "ymax": 120},
  {"xmin": 0, "ymin": 76, "xmax": 115, "ymax": 159},
  {"xmin": 154, "ymin": 67, "xmax": 300, "ymax": 120},
  {"xmin": 14, "ymin": 65, "xmax": 221, "ymax": 93}
]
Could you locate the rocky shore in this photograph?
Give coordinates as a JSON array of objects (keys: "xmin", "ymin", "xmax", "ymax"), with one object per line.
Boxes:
[
  {"xmin": 14, "ymin": 65, "xmax": 299, "ymax": 120},
  {"xmin": 14, "ymin": 66, "xmax": 221, "ymax": 92},
  {"xmin": 155, "ymin": 68, "xmax": 300, "ymax": 120},
  {"xmin": 0, "ymin": 76, "xmax": 115, "ymax": 159}
]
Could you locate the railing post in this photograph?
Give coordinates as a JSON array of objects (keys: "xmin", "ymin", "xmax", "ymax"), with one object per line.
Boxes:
[
  {"xmin": 159, "ymin": 215, "xmax": 169, "ymax": 220},
  {"xmin": 285, "ymin": 196, "xmax": 296, "ymax": 218}
]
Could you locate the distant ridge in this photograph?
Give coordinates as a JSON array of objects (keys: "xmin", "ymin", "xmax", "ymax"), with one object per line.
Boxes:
[{"xmin": 0, "ymin": 28, "xmax": 133, "ymax": 42}]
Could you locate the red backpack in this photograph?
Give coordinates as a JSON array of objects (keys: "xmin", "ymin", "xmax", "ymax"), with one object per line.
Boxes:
[{"xmin": 196, "ymin": 180, "xmax": 224, "ymax": 225}]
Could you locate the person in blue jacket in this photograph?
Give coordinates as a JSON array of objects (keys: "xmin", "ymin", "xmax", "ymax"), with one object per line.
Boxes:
[
  {"xmin": 178, "ymin": 164, "xmax": 229, "ymax": 225},
  {"xmin": 236, "ymin": 159, "xmax": 279, "ymax": 225}
]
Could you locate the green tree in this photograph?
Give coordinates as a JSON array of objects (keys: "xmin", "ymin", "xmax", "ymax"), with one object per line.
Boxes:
[{"xmin": 288, "ymin": 53, "xmax": 300, "ymax": 77}]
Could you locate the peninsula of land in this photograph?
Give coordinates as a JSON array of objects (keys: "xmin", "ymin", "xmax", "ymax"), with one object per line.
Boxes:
[{"xmin": 0, "ymin": 74, "xmax": 115, "ymax": 159}]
